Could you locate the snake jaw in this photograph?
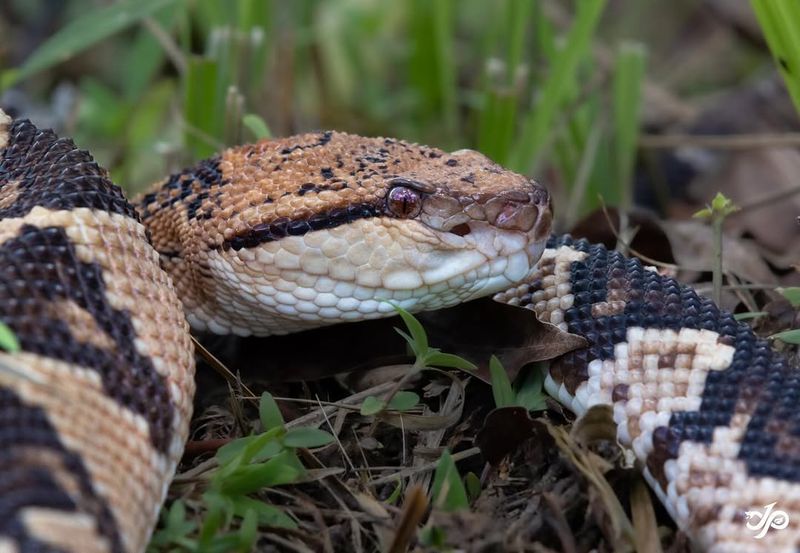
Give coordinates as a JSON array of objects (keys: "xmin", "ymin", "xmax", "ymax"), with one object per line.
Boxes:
[{"xmin": 420, "ymin": 176, "xmax": 552, "ymax": 287}]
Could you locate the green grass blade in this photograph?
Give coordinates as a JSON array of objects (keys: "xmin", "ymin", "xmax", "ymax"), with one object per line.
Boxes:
[
  {"xmin": 243, "ymin": 113, "xmax": 272, "ymax": 140},
  {"xmin": 476, "ymin": 0, "xmax": 534, "ymax": 162},
  {"xmin": 489, "ymin": 355, "xmax": 516, "ymax": 408},
  {"xmin": 183, "ymin": 56, "xmax": 224, "ymax": 159},
  {"xmin": 772, "ymin": 329, "xmax": 800, "ymax": 344},
  {"xmin": 259, "ymin": 392, "xmax": 284, "ymax": 431},
  {"xmin": 514, "ymin": 364, "xmax": 548, "ymax": 411},
  {"xmin": 9, "ymin": 0, "xmax": 182, "ymax": 87},
  {"xmin": 432, "ymin": 0, "xmax": 458, "ymax": 137},
  {"xmin": 751, "ymin": 0, "xmax": 800, "ymax": 116},
  {"xmin": 408, "ymin": 0, "xmax": 457, "ymax": 139},
  {"xmin": 118, "ymin": 5, "xmax": 180, "ymax": 101},
  {"xmin": 779, "ymin": 287, "xmax": 800, "ymax": 307},
  {"xmin": 392, "ymin": 304, "xmax": 428, "ymax": 353},
  {"xmin": 430, "ymin": 449, "xmax": 469, "ymax": 512},
  {"xmin": 0, "ymin": 322, "xmax": 19, "ymax": 353},
  {"xmin": 238, "ymin": 0, "xmax": 272, "ymax": 32},
  {"xmin": 612, "ymin": 41, "xmax": 646, "ymax": 213},
  {"xmin": 283, "ymin": 427, "xmax": 335, "ymax": 448},
  {"xmin": 508, "ymin": 0, "xmax": 606, "ymax": 174}
]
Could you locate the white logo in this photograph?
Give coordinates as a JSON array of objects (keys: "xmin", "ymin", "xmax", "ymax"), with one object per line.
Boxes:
[{"xmin": 745, "ymin": 502, "xmax": 790, "ymax": 539}]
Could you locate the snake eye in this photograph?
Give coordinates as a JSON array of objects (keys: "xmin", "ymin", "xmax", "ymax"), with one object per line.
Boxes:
[{"xmin": 387, "ymin": 186, "xmax": 422, "ymax": 218}]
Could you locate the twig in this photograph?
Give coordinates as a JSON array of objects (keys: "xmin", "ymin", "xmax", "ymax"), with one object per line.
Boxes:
[
  {"xmin": 732, "ymin": 184, "xmax": 800, "ymax": 215},
  {"xmin": 318, "ymin": 396, "xmax": 357, "ymax": 474},
  {"xmin": 191, "ymin": 336, "xmax": 259, "ymax": 408},
  {"xmin": 284, "ymin": 381, "xmax": 397, "ymax": 429},
  {"xmin": 387, "ymin": 485, "xmax": 428, "ymax": 553},
  {"xmin": 598, "ymin": 202, "xmax": 679, "ymax": 270},
  {"xmin": 142, "ymin": 17, "xmax": 187, "ymax": 75},
  {"xmin": 368, "ymin": 447, "xmax": 481, "ymax": 487},
  {"xmin": 640, "ymin": 132, "xmax": 800, "ymax": 150}
]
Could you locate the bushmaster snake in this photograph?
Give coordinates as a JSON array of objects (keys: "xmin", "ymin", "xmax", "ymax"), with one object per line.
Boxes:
[{"xmin": 0, "ymin": 109, "xmax": 797, "ymax": 552}]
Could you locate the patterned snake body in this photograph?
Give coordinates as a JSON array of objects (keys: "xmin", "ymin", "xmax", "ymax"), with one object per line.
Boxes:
[
  {"xmin": 496, "ymin": 238, "xmax": 800, "ymax": 552},
  {"xmin": 0, "ymin": 110, "xmax": 798, "ymax": 552}
]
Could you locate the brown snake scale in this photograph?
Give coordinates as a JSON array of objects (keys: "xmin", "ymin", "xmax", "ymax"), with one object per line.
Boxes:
[{"xmin": 0, "ymin": 109, "xmax": 798, "ymax": 552}]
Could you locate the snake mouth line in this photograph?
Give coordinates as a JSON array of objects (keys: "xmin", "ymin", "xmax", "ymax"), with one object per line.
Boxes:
[{"xmin": 430, "ymin": 219, "xmax": 549, "ymax": 288}]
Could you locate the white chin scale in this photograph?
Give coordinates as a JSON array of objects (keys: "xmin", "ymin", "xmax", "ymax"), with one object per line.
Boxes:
[{"xmin": 184, "ymin": 218, "xmax": 547, "ymax": 336}]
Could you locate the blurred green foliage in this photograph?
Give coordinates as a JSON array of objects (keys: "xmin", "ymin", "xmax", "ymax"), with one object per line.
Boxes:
[{"xmin": 1, "ymin": 0, "xmax": 645, "ymax": 226}]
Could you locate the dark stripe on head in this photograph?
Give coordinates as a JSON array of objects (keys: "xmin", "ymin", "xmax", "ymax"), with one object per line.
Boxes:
[
  {"xmin": 0, "ymin": 225, "xmax": 174, "ymax": 452},
  {"xmin": 0, "ymin": 386, "xmax": 123, "ymax": 553},
  {"xmin": 279, "ymin": 131, "xmax": 332, "ymax": 155},
  {"xmin": 0, "ymin": 120, "xmax": 138, "ymax": 220},
  {"xmin": 138, "ymin": 156, "xmax": 224, "ymax": 223},
  {"xmin": 220, "ymin": 202, "xmax": 382, "ymax": 251},
  {"xmin": 541, "ymin": 234, "xmax": 800, "ymax": 485}
]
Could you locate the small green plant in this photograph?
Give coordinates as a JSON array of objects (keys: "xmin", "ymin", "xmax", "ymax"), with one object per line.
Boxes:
[
  {"xmin": 693, "ymin": 192, "xmax": 740, "ymax": 306},
  {"xmin": 430, "ymin": 449, "xmax": 470, "ymax": 512},
  {"xmin": 359, "ymin": 305, "xmax": 475, "ymax": 416},
  {"xmin": 0, "ymin": 322, "xmax": 19, "ymax": 353},
  {"xmin": 241, "ymin": 114, "xmax": 272, "ymax": 141},
  {"xmin": 393, "ymin": 305, "xmax": 477, "ymax": 372},
  {"xmin": 488, "ymin": 356, "xmax": 548, "ymax": 411},
  {"xmin": 149, "ymin": 392, "xmax": 334, "ymax": 551},
  {"xmin": 359, "ymin": 391, "xmax": 420, "ymax": 416},
  {"xmin": 419, "ymin": 449, "xmax": 472, "ymax": 547},
  {"xmin": 769, "ymin": 287, "xmax": 800, "ymax": 344},
  {"xmin": 463, "ymin": 472, "xmax": 482, "ymax": 503}
]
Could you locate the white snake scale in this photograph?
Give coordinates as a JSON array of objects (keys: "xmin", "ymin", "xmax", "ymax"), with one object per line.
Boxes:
[{"xmin": 0, "ymin": 108, "xmax": 798, "ymax": 552}]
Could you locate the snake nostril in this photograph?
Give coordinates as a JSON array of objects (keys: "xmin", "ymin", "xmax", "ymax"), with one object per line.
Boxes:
[
  {"xmin": 450, "ymin": 223, "xmax": 471, "ymax": 237},
  {"xmin": 531, "ymin": 187, "xmax": 549, "ymax": 206}
]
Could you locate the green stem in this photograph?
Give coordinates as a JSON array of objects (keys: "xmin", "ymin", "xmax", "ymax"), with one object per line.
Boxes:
[{"xmin": 712, "ymin": 217, "xmax": 723, "ymax": 306}]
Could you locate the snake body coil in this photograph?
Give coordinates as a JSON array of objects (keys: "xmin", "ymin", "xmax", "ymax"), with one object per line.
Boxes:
[
  {"xmin": 0, "ymin": 111, "xmax": 797, "ymax": 552},
  {"xmin": 0, "ymin": 112, "xmax": 194, "ymax": 552}
]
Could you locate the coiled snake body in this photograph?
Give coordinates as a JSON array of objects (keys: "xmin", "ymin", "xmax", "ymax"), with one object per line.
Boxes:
[{"xmin": 0, "ymin": 110, "xmax": 797, "ymax": 552}]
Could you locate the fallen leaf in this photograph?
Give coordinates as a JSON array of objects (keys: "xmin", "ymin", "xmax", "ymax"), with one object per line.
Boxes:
[
  {"xmin": 420, "ymin": 298, "xmax": 587, "ymax": 383},
  {"xmin": 475, "ymin": 406, "xmax": 551, "ymax": 466},
  {"xmin": 570, "ymin": 405, "xmax": 617, "ymax": 448},
  {"xmin": 660, "ymin": 219, "xmax": 776, "ymax": 286},
  {"xmin": 545, "ymin": 421, "xmax": 635, "ymax": 551},
  {"xmin": 631, "ymin": 476, "xmax": 663, "ymax": 553}
]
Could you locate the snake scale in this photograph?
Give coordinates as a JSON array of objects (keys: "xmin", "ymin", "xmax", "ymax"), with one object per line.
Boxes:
[{"xmin": 0, "ymin": 108, "xmax": 797, "ymax": 552}]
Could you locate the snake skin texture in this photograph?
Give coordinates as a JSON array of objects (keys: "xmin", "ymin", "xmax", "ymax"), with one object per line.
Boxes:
[
  {"xmin": 137, "ymin": 132, "xmax": 551, "ymax": 336},
  {"xmin": 0, "ymin": 111, "xmax": 195, "ymax": 552},
  {"xmin": 1, "ymin": 108, "xmax": 798, "ymax": 552},
  {"xmin": 495, "ymin": 236, "xmax": 800, "ymax": 552}
]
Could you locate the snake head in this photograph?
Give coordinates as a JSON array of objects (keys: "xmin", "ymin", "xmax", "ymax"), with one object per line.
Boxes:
[
  {"xmin": 148, "ymin": 132, "xmax": 552, "ymax": 335},
  {"xmin": 376, "ymin": 148, "xmax": 552, "ymax": 304}
]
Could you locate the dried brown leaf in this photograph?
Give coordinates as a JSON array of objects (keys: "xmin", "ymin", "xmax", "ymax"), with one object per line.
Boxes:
[
  {"xmin": 475, "ymin": 406, "xmax": 552, "ymax": 466},
  {"xmin": 388, "ymin": 485, "xmax": 427, "ymax": 553},
  {"xmin": 545, "ymin": 421, "xmax": 635, "ymax": 551},
  {"xmin": 420, "ymin": 298, "xmax": 586, "ymax": 383},
  {"xmin": 661, "ymin": 219, "xmax": 776, "ymax": 286},
  {"xmin": 570, "ymin": 405, "xmax": 617, "ymax": 448},
  {"xmin": 631, "ymin": 476, "xmax": 664, "ymax": 553},
  {"xmin": 704, "ymin": 148, "xmax": 800, "ymax": 264}
]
